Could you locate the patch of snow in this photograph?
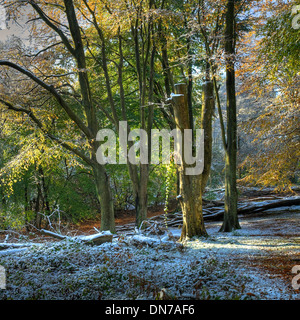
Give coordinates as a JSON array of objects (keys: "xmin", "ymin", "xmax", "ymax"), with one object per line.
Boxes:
[
  {"xmin": 76, "ymin": 231, "xmax": 112, "ymax": 242},
  {"xmin": 170, "ymin": 93, "xmax": 184, "ymax": 98}
]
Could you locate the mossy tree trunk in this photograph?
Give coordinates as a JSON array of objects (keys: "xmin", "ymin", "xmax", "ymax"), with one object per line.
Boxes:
[
  {"xmin": 92, "ymin": 161, "xmax": 115, "ymax": 233},
  {"xmin": 172, "ymin": 83, "xmax": 207, "ymax": 241}
]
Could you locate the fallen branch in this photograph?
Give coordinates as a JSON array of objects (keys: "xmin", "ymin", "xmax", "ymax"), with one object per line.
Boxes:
[
  {"xmin": 40, "ymin": 229, "xmax": 113, "ymax": 245},
  {"xmin": 40, "ymin": 229, "xmax": 67, "ymax": 240},
  {"xmin": 109, "ymin": 197, "xmax": 300, "ymax": 235}
]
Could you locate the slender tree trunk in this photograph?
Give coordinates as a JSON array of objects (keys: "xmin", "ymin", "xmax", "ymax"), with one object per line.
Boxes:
[
  {"xmin": 186, "ymin": 23, "xmax": 194, "ymax": 135},
  {"xmin": 172, "ymin": 83, "xmax": 207, "ymax": 241},
  {"xmin": 158, "ymin": 20, "xmax": 174, "ymax": 97},
  {"xmin": 200, "ymin": 62, "xmax": 214, "ymax": 193},
  {"xmin": 24, "ymin": 178, "xmax": 30, "ymax": 232},
  {"xmin": 129, "ymin": 6, "xmax": 155, "ymax": 228},
  {"xmin": 35, "ymin": 182, "xmax": 42, "ymax": 229},
  {"xmin": 136, "ymin": 166, "xmax": 149, "ymax": 227},
  {"xmin": 220, "ymin": 0, "xmax": 240, "ymax": 232},
  {"xmin": 39, "ymin": 167, "xmax": 50, "ymax": 216}
]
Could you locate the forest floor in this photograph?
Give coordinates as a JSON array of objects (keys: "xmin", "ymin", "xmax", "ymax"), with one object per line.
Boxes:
[
  {"xmin": 0, "ymin": 207, "xmax": 299, "ymax": 299},
  {"xmin": 0, "ymin": 189, "xmax": 299, "ymax": 300}
]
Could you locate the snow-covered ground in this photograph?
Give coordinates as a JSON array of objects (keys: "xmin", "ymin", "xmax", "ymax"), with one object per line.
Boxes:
[{"xmin": 0, "ymin": 210, "xmax": 299, "ymax": 300}]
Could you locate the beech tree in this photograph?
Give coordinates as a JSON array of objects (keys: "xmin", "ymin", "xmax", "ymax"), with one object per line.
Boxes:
[
  {"xmin": 83, "ymin": 0, "xmax": 157, "ymax": 228},
  {"xmin": 237, "ymin": 0, "xmax": 300, "ymax": 191},
  {"xmin": 0, "ymin": 0, "xmax": 116, "ymax": 232},
  {"xmin": 220, "ymin": 0, "xmax": 240, "ymax": 231},
  {"xmin": 0, "ymin": 0, "xmax": 183, "ymax": 231},
  {"xmin": 172, "ymin": 83, "xmax": 207, "ymax": 240}
]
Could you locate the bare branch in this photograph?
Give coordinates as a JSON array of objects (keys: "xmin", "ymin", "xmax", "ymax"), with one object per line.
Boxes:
[
  {"xmin": 27, "ymin": 0, "xmax": 76, "ymax": 56},
  {"xmin": 24, "ymin": 41, "xmax": 64, "ymax": 59}
]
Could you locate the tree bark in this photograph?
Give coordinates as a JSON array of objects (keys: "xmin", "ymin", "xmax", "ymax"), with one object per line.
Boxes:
[
  {"xmin": 200, "ymin": 63, "xmax": 214, "ymax": 193},
  {"xmin": 92, "ymin": 162, "xmax": 115, "ymax": 233},
  {"xmin": 172, "ymin": 83, "xmax": 207, "ymax": 241},
  {"xmin": 220, "ymin": 0, "xmax": 241, "ymax": 232},
  {"xmin": 64, "ymin": 0, "xmax": 116, "ymax": 232},
  {"xmin": 135, "ymin": 167, "xmax": 149, "ymax": 228},
  {"xmin": 24, "ymin": 176, "xmax": 30, "ymax": 232}
]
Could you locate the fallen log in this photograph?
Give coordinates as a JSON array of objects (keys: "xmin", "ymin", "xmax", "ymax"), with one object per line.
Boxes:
[
  {"xmin": 130, "ymin": 234, "xmax": 183, "ymax": 250},
  {"xmin": 75, "ymin": 232, "xmax": 113, "ymax": 245},
  {"xmin": 40, "ymin": 229, "xmax": 113, "ymax": 245},
  {"xmin": 149, "ymin": 197, "xmax": 300, "ymax": 227},
  {"xmin": 238, "ymin": 197, "xmax": 300, "ymax": 215},
  {"xmin": 203, "ymin": 197, "xmax": 300, "ymax": 221},
  {"xmin": 112, "ymin": 197, "xmax": 300, "ymax": 234}
]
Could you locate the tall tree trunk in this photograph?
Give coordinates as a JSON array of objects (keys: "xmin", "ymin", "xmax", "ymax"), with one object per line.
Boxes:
[
  {"xmin": 172, "ymin": 83, "xmax": 207, "ymax": 241},
  {"xmin": 200, "ymin": 62, "xmax": 214, "ymax": 193},
  {"xmin": 186, "ymin": 21, "xmax": 194, "ymax": 136},
  {"xmin": 92, "ymin": 162, "xmax": 115, "ymax": 233},
  {"xmin": 130, "ymin": 5, "xmax": 155, "ymax": 228},
  {"xmin": 67, "ymin": 0, "xmax": 118, "ymax": 232},
  {"xmin": 220, "ymin": 0, "xmax": 241, "ymax": 232},
  {"xmin": 64, "ymin": 0, "xmax": 116, "ymax": 232}
]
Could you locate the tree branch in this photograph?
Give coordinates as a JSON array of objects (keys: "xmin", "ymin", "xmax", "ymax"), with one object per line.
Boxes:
[
  {"xmin": 0, "ymin": 60, "xmax": 93, "ymax": 139},
  {"xmin": 0, "ymin": 98, "xmax": 94, "ymax": 166},
  {"xmin": 28, "ymin": 0, "xmax": 76, "ymax": 56},
  {"xmin": 212, "ymin": 75, "xmax": 227, "ymax": 149}
]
